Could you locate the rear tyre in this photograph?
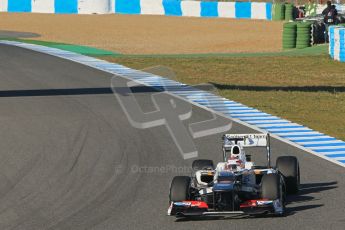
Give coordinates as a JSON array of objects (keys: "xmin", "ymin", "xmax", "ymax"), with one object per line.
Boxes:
[
  {"xmin": 276, "ymin": 156, "xmax": 300, "ymax": 194},
  {"xmin": 169, "ymin": 176, "xmax": 191, "ymax": 202},
  {"xmin": 192, "ymin": 159, "xmax": 214, "ymax": 170}
]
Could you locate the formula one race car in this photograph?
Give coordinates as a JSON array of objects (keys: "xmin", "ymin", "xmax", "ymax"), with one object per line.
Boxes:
[{"xmin": 167, "ymin": 133, "xmax": 300, "ymax": 218}]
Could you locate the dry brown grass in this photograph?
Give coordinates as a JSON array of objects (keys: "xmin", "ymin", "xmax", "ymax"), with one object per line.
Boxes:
[
  {"xmin": 103, "ymin": 55, "xmax": 345, "ymax": 87},
  {"xmin": 103, "ymin": 55, "xmax": 345, "ymax": 140},
  {"xmin": 0, "ymin": 13, "xmax": 283, "ymax": 54}
]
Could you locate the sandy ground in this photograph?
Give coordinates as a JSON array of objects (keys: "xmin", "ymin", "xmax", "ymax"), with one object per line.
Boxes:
[{"xmin": 0, "ymin": 13, "xmax": 283, "ymax": 54}]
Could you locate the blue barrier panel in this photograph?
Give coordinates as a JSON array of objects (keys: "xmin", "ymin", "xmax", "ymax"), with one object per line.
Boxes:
[
  {"xmin": 8, "ymin": 0, "xmax": 31, "ymax": 12},
  {"xmin": 163, "ymin": 0, "xmax": 182, "ymax": 16},
  {"xmin": 329, "ymin": 26, "xmax": 335, "ymax": 58},
  {"xmin": 55, "ymin": 0, "xmax": 78, "ymax": 14},
  {"xmin": 115, "ymin": 0, "xmax": 141, "ymax": 14},
  {"xmin": 340, "ymin": 30, "xmax": 345, "ymax": 46},
  {"xmin": 201, "ymin": 1, "xmax": 218, "ymax": 17},
  {"xmin": 235, "ymin": 2, "xmax": 251, "ymax": 19},
  {"xmin": 340, "ymin": 30, "xmax": 345, "ymax": 62},
  {"xmin": 266, "ymin": 3, "xmax": 272, "ymax": 20}
]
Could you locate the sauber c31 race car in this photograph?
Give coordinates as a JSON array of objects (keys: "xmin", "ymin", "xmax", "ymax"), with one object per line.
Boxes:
[{"xmin": 167, "ymin": 133, "xmax": 300, "ymax": 218}]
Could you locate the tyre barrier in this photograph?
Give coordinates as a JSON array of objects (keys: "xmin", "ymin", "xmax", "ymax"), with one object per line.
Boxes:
[
  {"xmin": 0, "ymin": 0, "xmax": 272, "ymax": 20},
  {"xmin": 282, "ymin": 22, "xmax": 312, "ymax": 49},
  {"xmin": 311, "ymin": 21, "xmax": 326, "ymax": 44},
  {"xmin": 283, "ymin": 22, "xmax": 297, "ymax": 49},
  {"xmin": 272, "ymin": 3, "xmax": 285, "ymax": 21},
  {"xmin": 296, "ymin": 22, "xmax": 312, "ymax": 49},
  {"xmin": 329, "ymin": 26, "xmax": 345, "ymax": 62},
  {"xmin": 285, "ymin": 3, "xmax": 294, "ymax": 21},
  {"xmin": 272, "ymin": 3, "xmax": 296, "ymax": 21}
]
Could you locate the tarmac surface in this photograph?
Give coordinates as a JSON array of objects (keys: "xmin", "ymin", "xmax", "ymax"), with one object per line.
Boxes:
[{"xmin": 0, "ymin": 44, "xmax": 344, "ymax": 230}]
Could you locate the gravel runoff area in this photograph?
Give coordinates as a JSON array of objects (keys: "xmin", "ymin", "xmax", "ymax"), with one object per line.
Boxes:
[{"xmin": 0, "ymin": 13, "xmax": 283, "ymax": 54}]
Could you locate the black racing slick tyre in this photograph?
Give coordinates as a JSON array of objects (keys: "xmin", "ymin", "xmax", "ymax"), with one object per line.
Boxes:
[
  {"xmin": 192, "ymin": 159, "xmax": 214, "ymax": 170},
  {"xmin": 261, "ymin": 173, "xmax": 281, "ymax": 200},
  {"xmin": 276, "ymin": 156, "xmax": 300, "ymax": 194},
  {"xmin": 169, "ymin": 176, "xmax": 191, "ymax": 202}
]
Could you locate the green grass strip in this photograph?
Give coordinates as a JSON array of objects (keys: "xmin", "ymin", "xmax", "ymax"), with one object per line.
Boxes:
[
  {"xmin": 0, "ymin": 38, "xmax": 120, "ymax": 56},
  {"xmin": 0, "ymin": 37, "xmax": 328, "ymax": 59}
]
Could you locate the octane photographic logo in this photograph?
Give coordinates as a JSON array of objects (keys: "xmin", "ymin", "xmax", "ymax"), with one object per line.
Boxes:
[{"xmin": 111, "ymin": 66, "xmax": 231, "ymax": 159}]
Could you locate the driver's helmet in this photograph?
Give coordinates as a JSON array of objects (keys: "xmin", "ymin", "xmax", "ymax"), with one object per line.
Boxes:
[
  {"xmin": 229, "ymin": 145, "xmax": 241, "ymax": 159},
  {"xmin": 226, "ymin": 145, "xmax": 245, "ymax": 169}
]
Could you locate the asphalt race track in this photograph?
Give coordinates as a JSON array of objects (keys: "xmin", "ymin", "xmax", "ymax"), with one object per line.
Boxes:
[{"xmin": 0, "ymin": 44, "xmax": 344, "ymax": 230}]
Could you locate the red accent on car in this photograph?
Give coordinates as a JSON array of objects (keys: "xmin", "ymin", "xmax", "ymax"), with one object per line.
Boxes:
[
  {"xmin": 183, "ymin": 201, "xmax": 209, "ymax": 209},
  {"xmin": 240, "ymin": 199, "xmax": 269, "ymax": 208}
]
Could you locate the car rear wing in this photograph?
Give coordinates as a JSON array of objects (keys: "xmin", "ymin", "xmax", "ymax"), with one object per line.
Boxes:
[{"xmin": 222, "ymin": 133, "xmax": 271, "ymax": 167}]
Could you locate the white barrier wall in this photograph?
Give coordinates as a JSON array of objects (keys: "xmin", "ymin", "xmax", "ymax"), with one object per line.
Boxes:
[
  {"xmin": 78, "ymin": 0, "xmax": 111, "ymax": 14},
  {"xmin": 0, "ymin": 0, "xmax": 272, "ymax": 20},
  {"xmin": 181, "ymin": 1, "xmax": 201, "ymax": 17},
  {"xmin": 251, "ymin": 2, "xmax": 267, "ymax": 19},
  {"xmin": 141, "ymin": 0, "xmax": 164, "ymax": 15},
  {"xmin": 218, "ymin": 2, "xmax": 236, "ymax": 18},
  {"xmin": 32, "ymin": 0, "xmax": 54, "ymax": 13},
  {"xmin": 0, "ymin": 0, "xmax": 7, "ymax": 12}
]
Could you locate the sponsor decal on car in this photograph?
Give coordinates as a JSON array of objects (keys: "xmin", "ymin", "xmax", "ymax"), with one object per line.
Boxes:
[
  {"xmin": 174, "ymin": 202, "xmax": 191, "ymax": 206},
  {"xmin": 173, "ymin": 201, "xmax": 209, "ymax": 209},
  {"xmin": 257, "ymin": 200, "xmax": 273, "ymax": 205}
]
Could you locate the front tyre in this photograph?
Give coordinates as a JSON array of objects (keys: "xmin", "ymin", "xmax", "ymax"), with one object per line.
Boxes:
[
  {"xmin": 169, "ymin": 176, "xmax": 191, "ymax": 202},
  {"xmin": 261, "ymin": 173, "xmax": 280, "ymax": 200},
  {"xmin": 261, "ymin": 173, "xmax": 285, "ymax": 216}
]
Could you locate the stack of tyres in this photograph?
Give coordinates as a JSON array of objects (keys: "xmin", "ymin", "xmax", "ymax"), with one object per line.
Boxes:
[
  {"xmin": 296, "ymin": 22, "xmax": 312, "ymax": 49},
  {"xmin": 272, "ymin": 3, "xmax": 285, "ymax": 21},
  {"xmin": 311, "ymin": 21, "xmax": 326, "ymax": 44},
  {"xmin": 285, "ymin": 3, "xmax": 294, "ymax": 21},
  {"xmin": 283, "ymin": 22, "xmax": 297, "ymax": 49}
]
